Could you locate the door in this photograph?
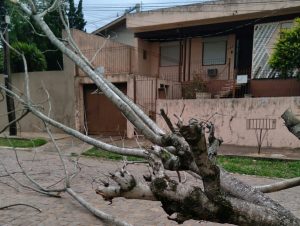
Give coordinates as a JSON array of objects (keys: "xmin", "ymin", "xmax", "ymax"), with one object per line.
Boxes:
[
  {"xmin": 235, "ymin": 27, "xmax": 254, "ymax": 78},
  {"xmin": 84, "ymin": 83, "xmax": 127, "ymax": 136}
]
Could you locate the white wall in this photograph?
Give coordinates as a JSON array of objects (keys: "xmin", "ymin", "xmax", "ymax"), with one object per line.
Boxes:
[
  {"xmin": 0, "ymin": 71, "xmax": 75, "ymax": 134},
  {"xmin": 157, "ymin": 97, "xmax": 300, "ymax": 148}
]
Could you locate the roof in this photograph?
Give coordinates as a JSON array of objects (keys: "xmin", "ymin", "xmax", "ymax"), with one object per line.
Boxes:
[
  {"xmin": 126, "ymin": 0, "xmax": 300, "ymax": 32},
  {"xmin": 91, "ymin": 15, "xmax": 126, "ymax": 35}
]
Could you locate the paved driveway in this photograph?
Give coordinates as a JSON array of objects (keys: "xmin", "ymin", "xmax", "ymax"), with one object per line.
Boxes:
[{"xmin": 0, "ymin": 141, "xmax": 299, "ymax": 226}]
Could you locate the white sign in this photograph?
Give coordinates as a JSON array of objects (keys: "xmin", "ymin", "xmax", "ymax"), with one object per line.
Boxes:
[{"xmin": 236, "ymin": 75, "xmax": 248, "ymax": 84}]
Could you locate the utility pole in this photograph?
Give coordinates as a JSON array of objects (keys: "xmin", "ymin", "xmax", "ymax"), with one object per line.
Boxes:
[{"xmin": 1, "ymin": 0, "xmax": 17, "ymax": 135}]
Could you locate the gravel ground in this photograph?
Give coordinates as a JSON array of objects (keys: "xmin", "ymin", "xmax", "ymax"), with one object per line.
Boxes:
[{"xmin": 0, "ymin": 139, "xmax": 299, "ymax": 226}]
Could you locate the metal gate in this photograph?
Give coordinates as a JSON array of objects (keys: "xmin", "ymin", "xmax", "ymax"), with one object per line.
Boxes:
[
  {"xmin": 135, "ymin": 77, "xmax": 157, "ymax": 120},
  {"xmin": 84, "ymin": 83, "xmax": 127, "ymax": 136},
  {"xmin": 134, "ymin": 77, "xmax": 183, "ymax": 121}
]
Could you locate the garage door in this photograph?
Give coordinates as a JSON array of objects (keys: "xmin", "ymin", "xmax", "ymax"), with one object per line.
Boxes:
[{"xmin": 84, "ymin": 83, "xmax": 127, "ymax": 136}]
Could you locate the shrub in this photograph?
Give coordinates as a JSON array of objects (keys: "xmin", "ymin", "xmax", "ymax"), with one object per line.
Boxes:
[
  {"xmin": 269, "ymin": 18, "xmax": 300, "ymax": 78},
  {"xmin": 10, "ymin": 42, "xmax": 47, "ymax": 73}
]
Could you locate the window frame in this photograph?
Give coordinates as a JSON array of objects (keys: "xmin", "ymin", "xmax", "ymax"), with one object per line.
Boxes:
[
  {"xmin": 202, "ymin": 37, "xmax": 228, "ymax": 66},
  {"xmin": 159, "ymin": 41, "xmax": 182, "ymax": 67}
]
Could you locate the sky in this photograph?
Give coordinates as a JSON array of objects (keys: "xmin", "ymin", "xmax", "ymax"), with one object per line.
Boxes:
[{"xmin": 75, "ymin": 0, "xmax": 207, "ymax": 32}]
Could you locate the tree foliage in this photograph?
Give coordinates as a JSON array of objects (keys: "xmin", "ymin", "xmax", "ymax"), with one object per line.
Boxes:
[
  {"xmin": 67, "ymin": 0, "xmax": 86, "ymax": 31},
  {"xmin": 269, "ymin": 18, "xmax": 300, "ymax": 78},
  {"xmin": 2, "ymin": 0, "xmax": 63, "ymax": 71},
  {"xmin": 10, "ymin": 42, "xmax": 47, "ymax": 73}
]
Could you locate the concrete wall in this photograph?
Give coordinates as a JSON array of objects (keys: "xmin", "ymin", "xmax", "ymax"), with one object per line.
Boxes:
[
  {"xmin": 108, "ymin": 24, "xmax": 135, "ymax": 47},
  {"xmin": 0, "ymin": 71, "xmax": 75, "ymax": 133},
  {"xmin": 136, "ymin": 40, "xmax": 160, "ymax": 77},
  {"xmin": 127, "ymin": 0, "xmax": 300, "ymax": 32},
  {"xmin": 157, "ymin": 97, "xmax": 300, "ymax": 148},
  {"xmin": 71, "ymin": 29, "xmax": 124, "ymax": 50},
  {"xmin": 70, "ymin": 29, "xmax": 133, "ymax": 76}
]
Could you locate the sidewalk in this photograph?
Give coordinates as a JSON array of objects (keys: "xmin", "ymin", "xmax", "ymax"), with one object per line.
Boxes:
[
  {"xmin": 219, "ymin": 144, "xmax": 300, "ymax": 160},
  {"xmin": 2, "ymin": 132, "xmax": 300, "ymax": 160}
]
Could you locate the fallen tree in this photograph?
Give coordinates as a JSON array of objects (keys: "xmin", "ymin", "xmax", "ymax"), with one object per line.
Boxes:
[{"xmin": 0, "ymin": 1, "xmax": 300, "ymax": 225}]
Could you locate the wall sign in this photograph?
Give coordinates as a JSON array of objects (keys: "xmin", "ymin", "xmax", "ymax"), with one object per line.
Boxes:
[{"xmin": 236, "ymin": 75, "xmax": 248, "ymax": 84}]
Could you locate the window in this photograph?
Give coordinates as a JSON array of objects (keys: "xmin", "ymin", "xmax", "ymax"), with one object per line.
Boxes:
[
  {"xmin": 143, "ymin": 49, "xmax": 147, "ymax": 60},
  {"xmin": 203, "ymin": 37, "xmax": 227, "ymax": 65},
  {"xmin": 160, "ymin": 41, "xmax": 181, "ymax": 66}
]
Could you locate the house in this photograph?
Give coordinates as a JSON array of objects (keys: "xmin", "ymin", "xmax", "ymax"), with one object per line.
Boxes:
[
  {"xmin": 72, "ymin": 0, "xmax": 300, "ymax": 137},
  {"xmin": 2, "ymin": 1, "xmax": 300, "ymax": 146},
  {"xmin": 75, "ymin": 0, "xmax": 300, "ymax": 137},
  {"xmin": 125, "ymin": 0, "xmax": 300, "ymax": 97}
]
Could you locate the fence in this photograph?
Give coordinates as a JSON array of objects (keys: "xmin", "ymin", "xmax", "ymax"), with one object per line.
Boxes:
[
  {"xmin": 79, "ymin": 46, "xmax": 134, "ymax": 75},
  {"xmin": 134, "ymin": 77, "xmax": 182, "ymax": 121},
  {"xmin": 179, "ymin": 77, "xmax": 300, "ymax": 99},
  {"xmin": 250, "ymin": 78, "xmax": 300, "ymax": 97}
]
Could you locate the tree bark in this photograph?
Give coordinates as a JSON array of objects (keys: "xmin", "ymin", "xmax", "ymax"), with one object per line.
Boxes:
[
  {"xmin": 4, "ymin": 2, "xmax": 300, "ymax": 226},
  {"xmin": 282, "ymin": 109, "xmax": 300, "ymax": 139}
]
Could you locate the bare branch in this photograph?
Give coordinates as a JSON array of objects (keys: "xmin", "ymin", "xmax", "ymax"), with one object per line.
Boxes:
[
  {"xmin": 0, "ymin": 31, "xmax": 31, "ymax": 101},
  {"xmin": 90, "ymin": 35, "xmax": 110, "ymax": 64},
  {"xmin": 43, "ymin": 122, "xmax": 70, "ymax": 188},
  {"xmin": 160, "ymin": 109, "xmax": 175, "ymax": 133},
  {"xmin": 37, "ymin": 9, "xmax": 162, "ymax": 141},
  {"xmin": 0, "ymin": 160, "xmax": 61, "ymax": 198},
  {"xmin": 0, "ymin": 109, "xmax": 29, "ymax": 134},
  {"xmin": 39, "ymin": 0, "xmax": 60, "ymax": 17},
  {"xmin": 57, "ymin": 5, "xmax": 94, "ymax": 68},
  {"xmin": 0, "ymin": 84, "xmax": 147, "ymax": 158},
  {"xmin": 6, "ymin": 137, "xmax": 66, "ymax": 193},
  {"xmin": 66, "ymin": 188, "xmax": 132, "ymax": 226},
  {"xmin": 256, "ymin": 177, "xmax": 300, "ymax": 193},
  {"xmin": 0, "ymin": 203, "xmax": 41, "ymax": 212}
]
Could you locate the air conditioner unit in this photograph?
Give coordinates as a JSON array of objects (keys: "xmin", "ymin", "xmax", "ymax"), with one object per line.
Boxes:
[{"xmin": 207, "ymin": 69, "xmax": 218, "ymax": 77}]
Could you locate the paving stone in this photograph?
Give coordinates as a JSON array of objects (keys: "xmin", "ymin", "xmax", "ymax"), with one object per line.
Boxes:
[{"xmin": 0, "ymin": 144, "xmax": 299, "ymax": 226}]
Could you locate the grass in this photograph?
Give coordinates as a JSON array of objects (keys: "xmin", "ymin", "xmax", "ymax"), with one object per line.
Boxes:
[
  {"xmin": 217, "ymin": 156, "xmax": 300, "ymax": 178},
  {"xmin": 82, "ymin": 147, "xmax": 144, "ymax": 161},
  {"xmin": 0, "ymin": 137, "xmax": 47, "ymax": 148},
  {"xmin": 82, "ymin": 148, "xmax": 300, "ymax": 179}
]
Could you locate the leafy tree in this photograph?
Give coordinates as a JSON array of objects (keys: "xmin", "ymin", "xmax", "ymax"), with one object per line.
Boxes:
[
  {"xmin": 67, "ymin": 0, "xmax": 86, "ymax": 31},
  {"xmin": 10, "ymin": 42, "xmax": 47, "ymax": 73},
  {"xmin": 2, "ymin": 0, "xmax": 87, "ymax": 72},
  {"xmin": 68, "ymin": 0, "xmax": 77, "ymax": 29},
  {"xmin": 269, "ymin": 18, "xmax": 300, "ymax": 78},
  {"xmin": 75, "ymin": 0, "xmax": 86, "ymax": 31},
  {"xmin": 3, "ymin": 0, "xmax": 63, "ymax": 71}
]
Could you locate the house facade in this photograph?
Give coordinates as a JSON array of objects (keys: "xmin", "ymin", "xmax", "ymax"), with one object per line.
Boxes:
[
  {"xmin": 74, "ymin": 0, "xmax": 300, "ymax": 137},
  {"xmin": 2, "ymin": 0, "xmax": 300, "ymax": 147},
  {"xmin": 125, "ymin": 0, "xmax": 300, "ymax": 97},
  {"xmin": 70, "ymin": 29, "xmax": 181, "ymax": 137}
]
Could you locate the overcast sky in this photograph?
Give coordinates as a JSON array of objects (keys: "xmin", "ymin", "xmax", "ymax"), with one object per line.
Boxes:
[{"xmin": 74, "ymin": 0, "xmax": 206, "ymax": 32}]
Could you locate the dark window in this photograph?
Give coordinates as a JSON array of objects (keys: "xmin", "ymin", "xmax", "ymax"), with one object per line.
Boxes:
[
  {"xmin": 143, "ymin": 49, "xmax": 147, "ymax": 60},
  {"xmin": 203, "ymin": 37, "xmax": 227, "ymax": 66},
  {"xmin": 160, "ymin": 41, "xmax": 180, "ymax": 66}
]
